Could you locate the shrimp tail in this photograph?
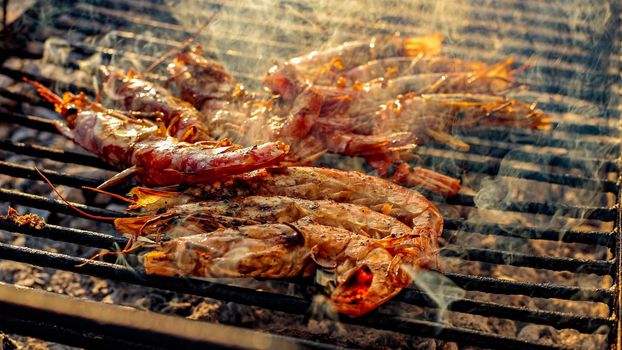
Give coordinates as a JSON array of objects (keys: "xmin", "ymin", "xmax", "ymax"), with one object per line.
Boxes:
[
  {"xmin": 424, "ymin": 129, "xmax": 470, "ymax": 151},
  {"xmin": 365, "ymin": 155, "xmax": 461, "ymax": 196},
  {"xmin": 392, "ymin": 163, "xmax": 461, "ymax": 196}
]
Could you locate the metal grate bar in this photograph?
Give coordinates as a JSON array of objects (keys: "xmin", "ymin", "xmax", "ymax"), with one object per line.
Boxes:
[
  {"xmin": 489, "ymin": 149, "xmax": 616, "ymax": 173},
  {"xmin": 0, "ymin": 219, "xmax": 124, "ymax": 250},
  {"xmin": 444, "ymin": 219, "xmax": 613, "ymax": 247},
  {"xmin": 0, "ymin": 111, "xmax": 60, "ymax": 134},
  {"xmin": 0, "ymin": 67, "xmax": 85, "ymax": 94},
  {"xmin": 442, "ymin": 194, "xmax": 616, "ymax": 221},
  {"xmin": 422, "ymin": 154, "xmax": 617, "ymax": 192},
  {"xmin": 397, "ymin": 289, "xmax": 612, "ymax": 334},
  {"xmin": 0, "ymin": 88, "xmax": 42, "ymax": 105},
  {"xmin": 0, "ymin": 290, "xmax": 343, "ymax": 350},
  {"xmin": 462, "ymin": 146, "xmax": 617, "ymax": 173},
  {"xmin": 440, "ymin": 247, "xmax": 614, "ymax": 275},
  {"xmin": 445, "ymin": 272, "xmax": 613, "ymax": 304},
  {"xmin": 0, "ymin": 159, "xmax": 615, "ymax": 223},
  {"xmin": 551, "ymin": 122, "xmax": 618, "ymax": 136},
  {"xmin": 0, "ymin": 188, "xmax": 124, "ymax": 220},
  {"xmin": 0, "ymin": 161, "xmax": 107, "ymax": 189},
  {"xmin": 0, "ymin": 242, "xmax": 578, "ymax": 350},
  {"xmin": 457, "ymin": 129, "xmax": 620, "ymax": 153},
  {"xmin": 424, "ymin": 139, "xmax": 616, "ymax": 167},
  {"xmin": 0, "ymin": 140, "xmax": 116, "ymax": 171},
  {"xmin": 0, "ymin": 217, "xmax": 608, "ymax": 334},
  {"xmin": 536, "ymin": 100, "xmax": 620, "ymax": 116}
]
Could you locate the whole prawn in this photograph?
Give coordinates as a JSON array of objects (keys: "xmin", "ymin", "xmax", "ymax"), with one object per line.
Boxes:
[
  {"xmin": 143, "ymin": 220, "xmax": 429, "ymax": 317},
  {"xmin": 125, "ymin": 166, "xmax": 443, "ymax": 264},
  {"xmin": 114, "ymin": 195, "xmax": 414, "ymax": 242},
  {"xmin": 265, "ymin": 33, "xmax": 444, "ymax": 99},
  {"xmin": 129, "ymin": 167, "xmax": 442, "ymax": 225},
  {"xmin": 260, "ymin": 37, "xmax": 550, "ymax": 194},
  {"xmin": 343, "ymin": 55, "xmax": 489, "ymax": 85},
  {"xmin": 27, "ymin": 80, "xmax": 289, "ymax": 187}
]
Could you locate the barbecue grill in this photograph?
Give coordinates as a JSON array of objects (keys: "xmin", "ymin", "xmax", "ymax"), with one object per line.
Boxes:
[{"xmin": 0, "ymin": 0, "xmax": 620, "ymax": 349}]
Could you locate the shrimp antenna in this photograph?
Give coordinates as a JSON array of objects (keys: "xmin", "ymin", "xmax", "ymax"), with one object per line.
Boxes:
[
  {"xmin": 510, "ymin": 55, "xmax": 535, "ymax": 76},
  {"xmin": 35, "ymin": 168, "xmax": 145, "ymax": 268},
  {"xmin": 81, "ymin": 186, "xmax": 136, "ymax": 204},
  {"xmin": 34, "ymin": 167, "xmax": 118, "ymax": 222},
  {"xmin": 76, "ymin": 241, "xmax": 148, "ymax": 268},
  {"xmin": 23, "ymin": 77, "xmax": 63, "ymax": 107}
]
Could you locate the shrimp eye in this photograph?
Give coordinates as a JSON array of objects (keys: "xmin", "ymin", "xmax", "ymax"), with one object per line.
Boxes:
[{"xmin": 64, "ymin": 105, "xmax": 78, "ymax": 117}]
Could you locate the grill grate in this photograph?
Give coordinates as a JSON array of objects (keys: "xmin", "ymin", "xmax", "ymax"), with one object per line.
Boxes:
[{"xmin": 0, "ymin": 0, "xmax": 621, "ymax": 349}]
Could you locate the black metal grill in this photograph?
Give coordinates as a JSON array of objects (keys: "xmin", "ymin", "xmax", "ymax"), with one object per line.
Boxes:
[{"xmin": 0, "ymin": 0, "xmax": 620, "ymax": 349}]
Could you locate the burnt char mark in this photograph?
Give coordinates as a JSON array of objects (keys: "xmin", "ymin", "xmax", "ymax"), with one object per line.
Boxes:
[
  {"xmin": 267, "ymin": 167, "xmax": 291, "ymax": 175},
  {"xmin": 258, "ymin": 204, "xmax": 273, "ymax": 212}
]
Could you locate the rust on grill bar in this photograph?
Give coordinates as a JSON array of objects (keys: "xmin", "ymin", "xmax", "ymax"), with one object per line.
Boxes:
[{"xmin": 0, "ymin": 0, "xmax": 620, "ymax": 349}]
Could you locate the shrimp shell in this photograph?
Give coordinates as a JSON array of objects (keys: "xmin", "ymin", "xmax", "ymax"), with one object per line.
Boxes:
[{"xmin": 143, "ymin": 221, "xmax": 433, "ymax": 317}]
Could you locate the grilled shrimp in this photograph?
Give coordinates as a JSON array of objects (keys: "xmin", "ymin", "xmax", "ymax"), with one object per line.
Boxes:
[
  {"xmin": 115, "ymin": 195, "xmax": 413, "ymax": 242},
  {"xmin": 376, "ymin": 93, "xmax": 552, "ymax": 136},
  {"xmin": 128, "ymin": 166, "xmax": 444, "ymax": 246},
  {"xmin": 309, "ymin": 62, "xmax": 519, "ymax": 118},
  {"xmin": 166, "ymin": 45, "xmax": 240, "ymax": 110},
  {"xmin": 344, "ymin": 55, "xmax": 488, "ymax": 84},
  {"xmin": 105, "ymin": 70, "xmax": 212, "ymax": 142},
  {"xmin": 264, "ymin": 33, "xmax": 443, "ymax": 97},
  {"xmin": 313, "ymin": 91, "xmax": 551, "ymax": 157},
  {"xmin": 126, "ymin": 166, "xmax": 442, "ymax": 316},
  {"xmin": 27, "ymin": 80, "xmax": 289, "ymax": 187},
  {"xmin": 143, "ymin": 221, "xmax": 427, "ymax": 317}
]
